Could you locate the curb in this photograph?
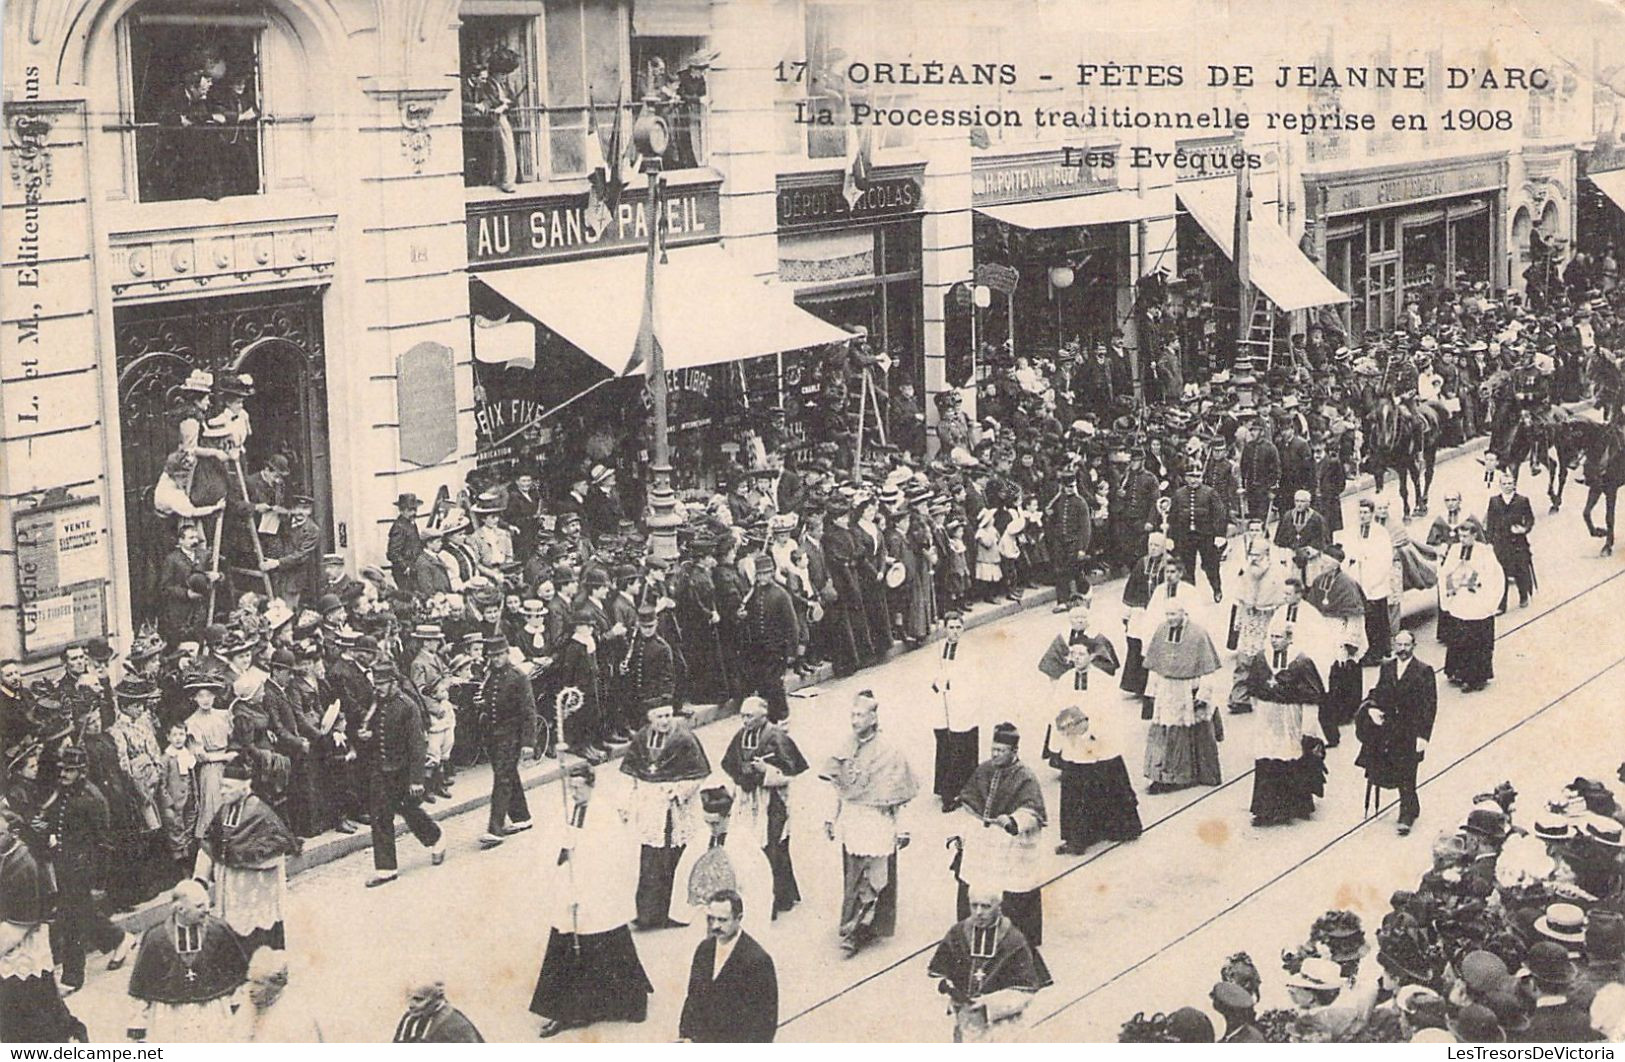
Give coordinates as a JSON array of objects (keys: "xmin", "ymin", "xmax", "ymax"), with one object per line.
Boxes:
[{"xmin": 113, "ymin": 405, "xmax": 1590, "ymax": 933}]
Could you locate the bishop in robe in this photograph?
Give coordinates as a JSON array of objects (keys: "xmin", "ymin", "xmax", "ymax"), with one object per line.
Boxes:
[
  {"xmin": 619, "ymin": 703, "xmax": 711, "ymax": 930},
  {"xmin": 720, "ymin": 695, "xmax": 808, "ymax": 915}
]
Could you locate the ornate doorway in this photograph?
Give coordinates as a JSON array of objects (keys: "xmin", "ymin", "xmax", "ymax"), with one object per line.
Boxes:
[{"xmin": 114, "ymin": 288, "xmax": 330, "ymax": 627}]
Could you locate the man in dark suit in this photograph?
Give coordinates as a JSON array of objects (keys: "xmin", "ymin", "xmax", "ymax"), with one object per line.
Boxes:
[
  {"xmin": 394, "ymin": 980, "xmax": 484, "ymax": 1042},
  {"xmin": 617, "ymin": 603, "xmax": 674, "ymax": 735},
  {"xmin": 1355, "ymin": 630, "xmax": 1437, "ymax": 836},
  {"xmin": 476, "ymin": 635, "xmax": 537, "ymax": 849},
  {"xmin": 1239, "ymin": 417, "xmax": 1280, "ymax": 524},
  {"xmin": 387, "ymin": 493, "xmax": 424, "ymax": 592},
  {"xmin": 360, "ymin": 662, "xmax": 444, "ymax": 887},
  {"xmin": 741, "ymin": 555, "xmax": 799, "ymax": 723},
  {"xmin": 1312, "ymin": 440, "xmax": 1347, "ymax": 537},
  {"xmin": 1169, "ymin": 466, "xmax": 1228, "ymax": 601},
  {"xmin": 678, "ymin": 889, "xmax": 778, "ymax": 1043},
  {"xmin": 1108, "ymin": 451, "xmax": 1160, "ymax": 569},
  {"xmin": 1485, "ymin": 469, "xmax": 1535, "ymax": 610},
  {"xmin": 1275, "ymin": 419, "xmax": 1315, "ymax": 518},
  {"xmin": 1046, "ymin": 472, "xmax": 1093, "ymax": 609},
  {"xmin": 1274, "ymin": 489, "xmax": 1329, "ymax": 574}
]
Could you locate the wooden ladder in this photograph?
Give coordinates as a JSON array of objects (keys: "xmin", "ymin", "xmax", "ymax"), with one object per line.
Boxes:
[{"xmin": 205, "ymin": 452, "xmax": 276, "ymax": 623}]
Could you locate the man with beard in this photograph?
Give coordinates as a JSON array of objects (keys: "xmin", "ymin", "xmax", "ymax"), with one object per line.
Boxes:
[
  {"xmin": 530, "ymin": 765, "xmax": 651, "ymax": 1038},
  {"xmin": 476, "ymin": 635, "xmax": 536, "ymax": 849},
  {"xmin": 926, "ymin": 886, "xmax": 1044, "ymax": 1042},
  {"xmin": 1355, "ymin": 630, "xmax": 1436, "ymax": 836},
  {"xmin": 822, "ymin": 690, "xmax": 919, "ymax": 958},
  {"xmin": 949, "ymin": 723, "xmax": 1051, "ymax": 972},
  {"xmin": 721, "ymin": 696, "xmax": 809, "ymax": 915},
  {"xmin": 620, "ymin": 703, "xmax": 710, "ymax": 929},
  {"xmin": 126, "ymin": 880, "xmax": 249, "ymax": 1042}
]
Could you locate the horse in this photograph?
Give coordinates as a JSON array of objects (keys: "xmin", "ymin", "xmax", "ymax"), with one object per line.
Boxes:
[
  {"xmin": 1362, "ymin": 394, "xmax": 1438, "ymax": 518},
  {"xmin": 1576, "ymin": 417, "xmax": 1625, "ymax": 555},
  {"xmin": 1524, "ymin": 405, "xmax": 1592, "ymax": 514}
]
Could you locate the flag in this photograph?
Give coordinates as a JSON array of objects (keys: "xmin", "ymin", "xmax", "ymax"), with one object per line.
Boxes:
[
  {"xmin": 583, "ymin": 86, "xmax": 627, "ymax": 240},
  {"xmin": 624, "ymin": 232, "xmax": 663, "ymax": 378},
  {"xmin": 840, "ymin": 122, "xmax": 873, "ymax": 209}
]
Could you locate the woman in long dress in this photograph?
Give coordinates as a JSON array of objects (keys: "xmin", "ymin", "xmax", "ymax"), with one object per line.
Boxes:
[
  {"xmin": 1142, "ymin": 604, "xmax": 1224, "ymax": 793},
  {"xmin": 1044, "ymin": 705, "xmax": 1142, "ymax": 854},
  {"xmin": 182, "ymin": 672, "xmax": 237, "ymax": 841}
]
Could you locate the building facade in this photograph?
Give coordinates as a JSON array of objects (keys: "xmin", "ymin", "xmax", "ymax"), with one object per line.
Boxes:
[{"xmin": 0, "ymin": 0, "xmax": 1596, "ymax": 665}]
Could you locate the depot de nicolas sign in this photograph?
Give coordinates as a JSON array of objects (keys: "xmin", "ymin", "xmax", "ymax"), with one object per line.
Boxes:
[{"xmin": 467, "ymin": 183, "xmax": 722, "ymax": 267}]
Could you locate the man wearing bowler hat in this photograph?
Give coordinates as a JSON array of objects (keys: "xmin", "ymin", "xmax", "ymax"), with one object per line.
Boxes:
[{"xmin": 387, "ymin": 493, "xmax": 424, "ymax": 593}]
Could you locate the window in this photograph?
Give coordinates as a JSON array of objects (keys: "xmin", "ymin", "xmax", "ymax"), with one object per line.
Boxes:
[
  {"xmin": 460, "ymin": 15, "xmax": 540, "ymax": 187},
  {"xmin": 460, "ymin": 0, "xmax": 705, "ymax": 186},
  {"xmin": 127, "ymin": 13, "xmax": 264, "ymax": 203},
  {"xmin": 631, "ymin": 34, "xmax": 710, "ymax": 169},
  {"xmin": 796, "ymin": 1, "xmax": 914, "ymax": 161}
]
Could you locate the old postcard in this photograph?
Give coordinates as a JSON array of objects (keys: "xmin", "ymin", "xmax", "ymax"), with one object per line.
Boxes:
[{"xmin": 1, "ymin": 0, "xmax": 1624, "ymax": 1046}]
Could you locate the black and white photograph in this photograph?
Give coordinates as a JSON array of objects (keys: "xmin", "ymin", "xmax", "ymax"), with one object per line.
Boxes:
[{"xmin": 2, "ymin": 0, "xmax": 1625, "ymax": 1046}]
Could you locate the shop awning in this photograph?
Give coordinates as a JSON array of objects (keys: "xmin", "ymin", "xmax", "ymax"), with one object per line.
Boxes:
[
  {"xmin": 1589, "ymin": 168, "xmax": 1625, "ymax": 213},
  {"xmin": 1176, "ymin": 180, "xmax": 1349, "ymax": 312},
  {"xmin": 474, "ymin": 244, "xmax": 852, "ymax": 376},
  {"xmin": 976, "ymin": 189, "xmax": 1162, "ymax": 230}
]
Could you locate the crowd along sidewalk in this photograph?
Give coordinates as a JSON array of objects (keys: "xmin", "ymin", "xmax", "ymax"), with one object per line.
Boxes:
[{"xmin": 113, "ymin": 418, "xmax": 1530, "ymax": 934}]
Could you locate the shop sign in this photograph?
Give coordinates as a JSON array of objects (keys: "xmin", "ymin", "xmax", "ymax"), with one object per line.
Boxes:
[
  {"xmin": 976, "ymin": 263, "xmax": 1020, "ymax": 296},
  {"xmin": 467, "ymin": 184, "xmax": 722, "ymax": 268},
  {"xmin": 972, "ymin": 148, "xmax": 1118, "ymax": 206},
  {"xmin": 1314, "ymin": 159, "xmax": 1504, "ymax": 216},
  {"xmin": 396, "ymin": 341, "xmax": 458, "ymax": 468},
  {"xmin": 776, "ymin": 175, "xmax": 923, "ymax": 229},
  {"xmin": 13, "ymin": 492, "xmax": 107, "ymax": 657}
]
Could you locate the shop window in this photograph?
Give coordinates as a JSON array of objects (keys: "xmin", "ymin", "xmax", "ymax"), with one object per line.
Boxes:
[{"xmin": 126, "ymin": 13, "xmax": 265, "ymax": 203}]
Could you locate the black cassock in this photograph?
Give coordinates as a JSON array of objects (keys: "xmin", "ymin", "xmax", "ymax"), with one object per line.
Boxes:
[
  {"xmin": 620, "ymin": 723, "xmax": 710, "ymax": 928},
  {"xmin": 721, "ymin": 720, "xmax": 808, "ymax": 914}
]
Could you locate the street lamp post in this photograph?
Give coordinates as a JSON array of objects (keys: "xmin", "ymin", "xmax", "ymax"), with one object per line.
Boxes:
[{"xmin": 633, "ymin": 103, "xmax": 680, "ymax": 562}]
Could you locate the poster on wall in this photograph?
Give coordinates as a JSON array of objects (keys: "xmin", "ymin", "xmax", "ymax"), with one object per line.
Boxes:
[{"xmin": 12, "ymin": 493, "xmax": 109, "ymax": 657}]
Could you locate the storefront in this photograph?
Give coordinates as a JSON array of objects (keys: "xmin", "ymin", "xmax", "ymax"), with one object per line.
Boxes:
[
  {"xmin": 969, "ymin": 147, "xmax": 1152, "ymax": 365},
  {"xmin": 775, "ymin": 167, "xmax": 926, "ymax": 454},
  {"xmin": 467, "ymin": 175, "xmax": 850, "ymax": 496},
  {"xmin": 1171, "ymin": 136, "xmax": 1348, "ymax": 371},
  {"xmin": 1306, "ymin": 154, "xmax": 1507, "ymax": 337}
]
